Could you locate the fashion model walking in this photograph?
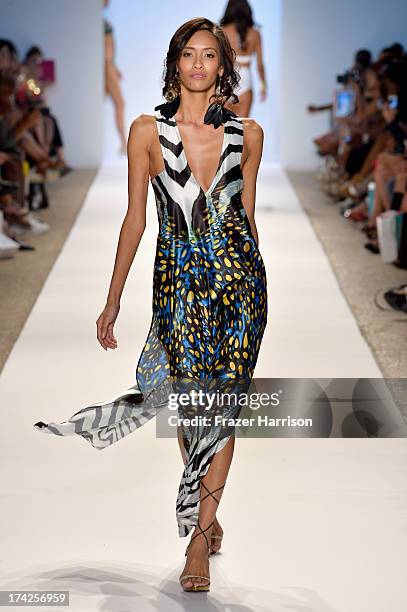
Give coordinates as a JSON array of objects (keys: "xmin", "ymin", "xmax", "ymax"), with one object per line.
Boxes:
[
  {"xmin": 34, "ymin": 17, "xmax": 268, "ymax": 593},
  {"xmin": 103, "ymin": 0, "xmax": 127, "ymax": 155},
  {"xmin": 220, "ymin": 0, "xmax": 267, "ymax": 117}
]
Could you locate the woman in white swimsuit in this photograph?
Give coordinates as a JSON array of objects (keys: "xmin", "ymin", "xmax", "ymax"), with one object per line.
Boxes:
[
  {"xmin": 103, "ymin": 0, "xmax": 127, "ymax": 155},
  {"xmin": 220, "ymin": 0, "xmax": 267, "ymax": 117}
]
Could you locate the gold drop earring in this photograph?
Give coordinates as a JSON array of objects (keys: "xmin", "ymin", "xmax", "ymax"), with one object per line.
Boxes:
[
  {"xmin": 215, "ymin": 73, "xmax": 222, "ymax": 104},
  {"xmin": 166, "ymin": 70, "xmax": 181, "ymax": 101},
  {"xmin": 214, "ymin": 73, "xmax": 225, "ymax": 105}
]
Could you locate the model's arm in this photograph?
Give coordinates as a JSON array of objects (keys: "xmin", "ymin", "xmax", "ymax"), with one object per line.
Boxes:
[
  {"xmin": 241, "ymin": 119, "xmax": 264, "ymax": 247},
  {"xmin": 255, "ymin": 30, "xmax": 267, "ymax": 98},
  {"xmin": 96, "ymin": 115, "xmax": 150, "ymax": 351},
  {"xmin": 307, "ymin": 103, "xmax": 333, "ymax": 113}
]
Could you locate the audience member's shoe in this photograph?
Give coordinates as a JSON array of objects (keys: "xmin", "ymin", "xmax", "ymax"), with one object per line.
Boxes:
[
  {"xmin": 339, "ymin": 198, "xmax": 358, "ymax": 215},
  {"xmin": 30, "ymin": 214, "xmax": 50, "ymax": 234},
  {"xmin": 0, "ymin": 210, "xmax": 20, "ymax": 259},
  {"xmin": 383, "ymin": 286, "xmax": 407, "ymax": 312},
  {"xmin": 8, "ymin": 213, "xmax": 49, "ymax": 236},
  {"xmin": 364, "ymin": 241, "xmax": 380, "ymax": 254},
  {"xmin": 337, "ymin": 180, "xmax": 353, "ymax": 200},
  {"xmin": 0, "ymin": 232, "xmax": 19, "ymax": 259},
  {"xmin": 12, "ymin": 238, "xmax": 36, "ymax": 251},
  {"xmin": 343, "ymin": 206, "xmax": 368, "ymax": 222},
  {"xmin": 348, "ymin": 181, "xmax": 368, "ymax": 199},
  {"xmin": 59, "ymin": 165, "xmax": 73, "ymax": 177},
  {"xmin": 324, "ymin": 181, "xmax": 350, "ymax": 201}
]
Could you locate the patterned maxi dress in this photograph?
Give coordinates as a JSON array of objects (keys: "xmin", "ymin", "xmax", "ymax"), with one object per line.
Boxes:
[{"xmin": 34, "ymin": 104, "xmax": 268, "ymax": 538}]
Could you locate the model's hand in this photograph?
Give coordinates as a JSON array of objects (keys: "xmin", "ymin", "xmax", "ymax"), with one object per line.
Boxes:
[{"xmin": 96, "ymin": 303, "xmax": 119, "ymax": 351}]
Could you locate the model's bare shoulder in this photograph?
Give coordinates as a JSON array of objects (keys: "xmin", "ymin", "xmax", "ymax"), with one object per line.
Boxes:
[
  {"xmin": 128, "ymin": 114, "xmax": 156, "ymax": 151},
  {"xmin": 242, "ymin": 118, "xmax": 263, "ymax": 132},
  {"xmin": 242, "ymin": 118, "xmax": 264, "ymax": 147},
  {"xmin": 129, "ymin": 113, "xmax": 156, "ymax": 129}
]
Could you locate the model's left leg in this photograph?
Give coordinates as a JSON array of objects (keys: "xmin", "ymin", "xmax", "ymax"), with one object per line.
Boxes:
[
  {"xmin": 177, "ymin": 425, "xmax": 225, "ymax": 554},
  {"xmin": 179, "ymin": 434, "xmax": 235, "ymax": 590}
]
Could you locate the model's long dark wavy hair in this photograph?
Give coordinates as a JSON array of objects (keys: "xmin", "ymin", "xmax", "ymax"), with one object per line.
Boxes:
[
  {"xmin": 220, "ymin": 0, "xmax": 255, "ymax": 51},
  {"xmin": 162, "ymin": 17, "xmax": 240, "ymax": 105}
]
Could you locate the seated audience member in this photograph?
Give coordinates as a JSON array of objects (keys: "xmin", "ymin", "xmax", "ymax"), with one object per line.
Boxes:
[
  {"xmin": 0, "ymin": 40, "xmax": 61, "ymax": 179},
  {"xmin": 310, "ymin": 44, "xmax": 407, "ymax": 273},
  {"xmin": 344, "ymin": 59, "xmax": 407, "ymax": 225},
  {"xmin": 19, "ymin": 45, "xmax": 72, "ymax": 174},
  {"xmin": 309, "ymin": 49, "xmax": 382, "ymax": 163},
  {"xmin": 0, "ymin": 72, "xmax": 49, "ymax": 237}
]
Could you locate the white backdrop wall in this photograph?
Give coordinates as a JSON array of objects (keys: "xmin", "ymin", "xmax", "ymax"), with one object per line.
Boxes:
[
  {"xmin": 103, "ymin": 0, "xmax": 278, "ymax": 163},
  {"xmin": 1, "ymin": 0, "xmax": 103, "ymax": 167},
  {"xmin": 2, "ymin": 1, "xmax": 407, "ymax": 170},
  {"xmin": 279, "ymin": 0, "xmax": 407, "ymax": 170}
]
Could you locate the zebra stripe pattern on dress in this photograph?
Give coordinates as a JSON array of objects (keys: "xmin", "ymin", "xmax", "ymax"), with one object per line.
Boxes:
[{"xmin": 34, "ymin": 104, "xmax": 268, "ymax": 539}]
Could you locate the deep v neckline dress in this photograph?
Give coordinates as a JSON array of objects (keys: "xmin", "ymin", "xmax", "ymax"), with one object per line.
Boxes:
[{"xmin": 34, "ymin": 104, "xmax": 268, "ymax": 538}]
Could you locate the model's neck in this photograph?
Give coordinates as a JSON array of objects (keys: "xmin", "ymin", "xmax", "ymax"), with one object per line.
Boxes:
[{"xmin": 176, "ymin": 89, "xmax": 215, "ymax": 125}]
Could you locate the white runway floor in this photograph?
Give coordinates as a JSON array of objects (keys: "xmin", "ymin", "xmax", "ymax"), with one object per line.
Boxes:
[{"xmin": 1, "ymin": 161, "xmax": 406, "ymax": 611}]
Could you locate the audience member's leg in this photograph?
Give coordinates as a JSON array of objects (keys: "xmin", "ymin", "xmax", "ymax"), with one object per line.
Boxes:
[
  {"xmin": 1, "ymin": 151, "xmax": 25, "ymax": 207},
  {"xmin": 350, "ymin": 132, "xmax": 394, "ymax": 184},
  {"xmin": 365, "ymin": 153, "xmax": 403, "ymax": 229},
  {"xmin": 19, "ymin": 133, "xmax": 49, "ymax": 163},
  {"xmin": 49, "ymin": 115, "xmax": 69, "ymax": 166},
  {"xmin": 390, "ymin": 169, "xmax": 407, "ymax": 210}
]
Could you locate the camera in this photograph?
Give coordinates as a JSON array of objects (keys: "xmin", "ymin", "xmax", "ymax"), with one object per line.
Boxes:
[{"xmin": 336, "ymin": 67, "xmax": 361, "ymax": 85}]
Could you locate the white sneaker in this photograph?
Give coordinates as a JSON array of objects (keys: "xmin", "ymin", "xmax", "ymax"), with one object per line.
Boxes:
[
  {"xmin": 0, "ymin": 211, "xmax": 20, "ymax": 259},
  {"xmin": 8, "ymin": 213, "xmax": 49, "ymax": 236}
]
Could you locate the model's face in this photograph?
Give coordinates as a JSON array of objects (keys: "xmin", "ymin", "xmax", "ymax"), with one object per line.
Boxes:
[{"xmin": 177, "ymin": 30, "xmax": 223, "ymax": 93}]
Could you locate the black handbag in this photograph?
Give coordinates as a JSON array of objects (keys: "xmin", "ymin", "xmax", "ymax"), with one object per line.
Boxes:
[{"xmin": 396, "ymin": 212, "xmax": 407, "ymax": 268}]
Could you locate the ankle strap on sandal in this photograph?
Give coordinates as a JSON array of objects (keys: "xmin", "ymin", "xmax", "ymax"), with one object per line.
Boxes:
[
  {"xmin": 186, "ymin": 518, "xmax": 214, "ymax": 556},
  {"xmin": 201, "ymin": 481, "xmax": 226, "ymax": 506}
]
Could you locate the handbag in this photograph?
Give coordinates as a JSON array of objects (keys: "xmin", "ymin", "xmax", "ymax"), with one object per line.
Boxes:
[
  {"xmin": 396, "ymin": 212, "xmax": 407, "ymax": 268},
  {"xmin": 377, "ymin": 210, "xmax": 399, "ymax": 263}
]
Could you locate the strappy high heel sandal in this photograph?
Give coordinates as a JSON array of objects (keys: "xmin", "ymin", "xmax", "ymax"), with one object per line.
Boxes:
[
  {"xmin": 179, "ymin": 482, "xmax": 226, "ymax": 591},
  {"xmin": 179, "ymin": 519, "xmax": 213, "ymax": 592},
  {"xmin": 200, "ymin": 482, "xmax": 226, "ymax": 555}
]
